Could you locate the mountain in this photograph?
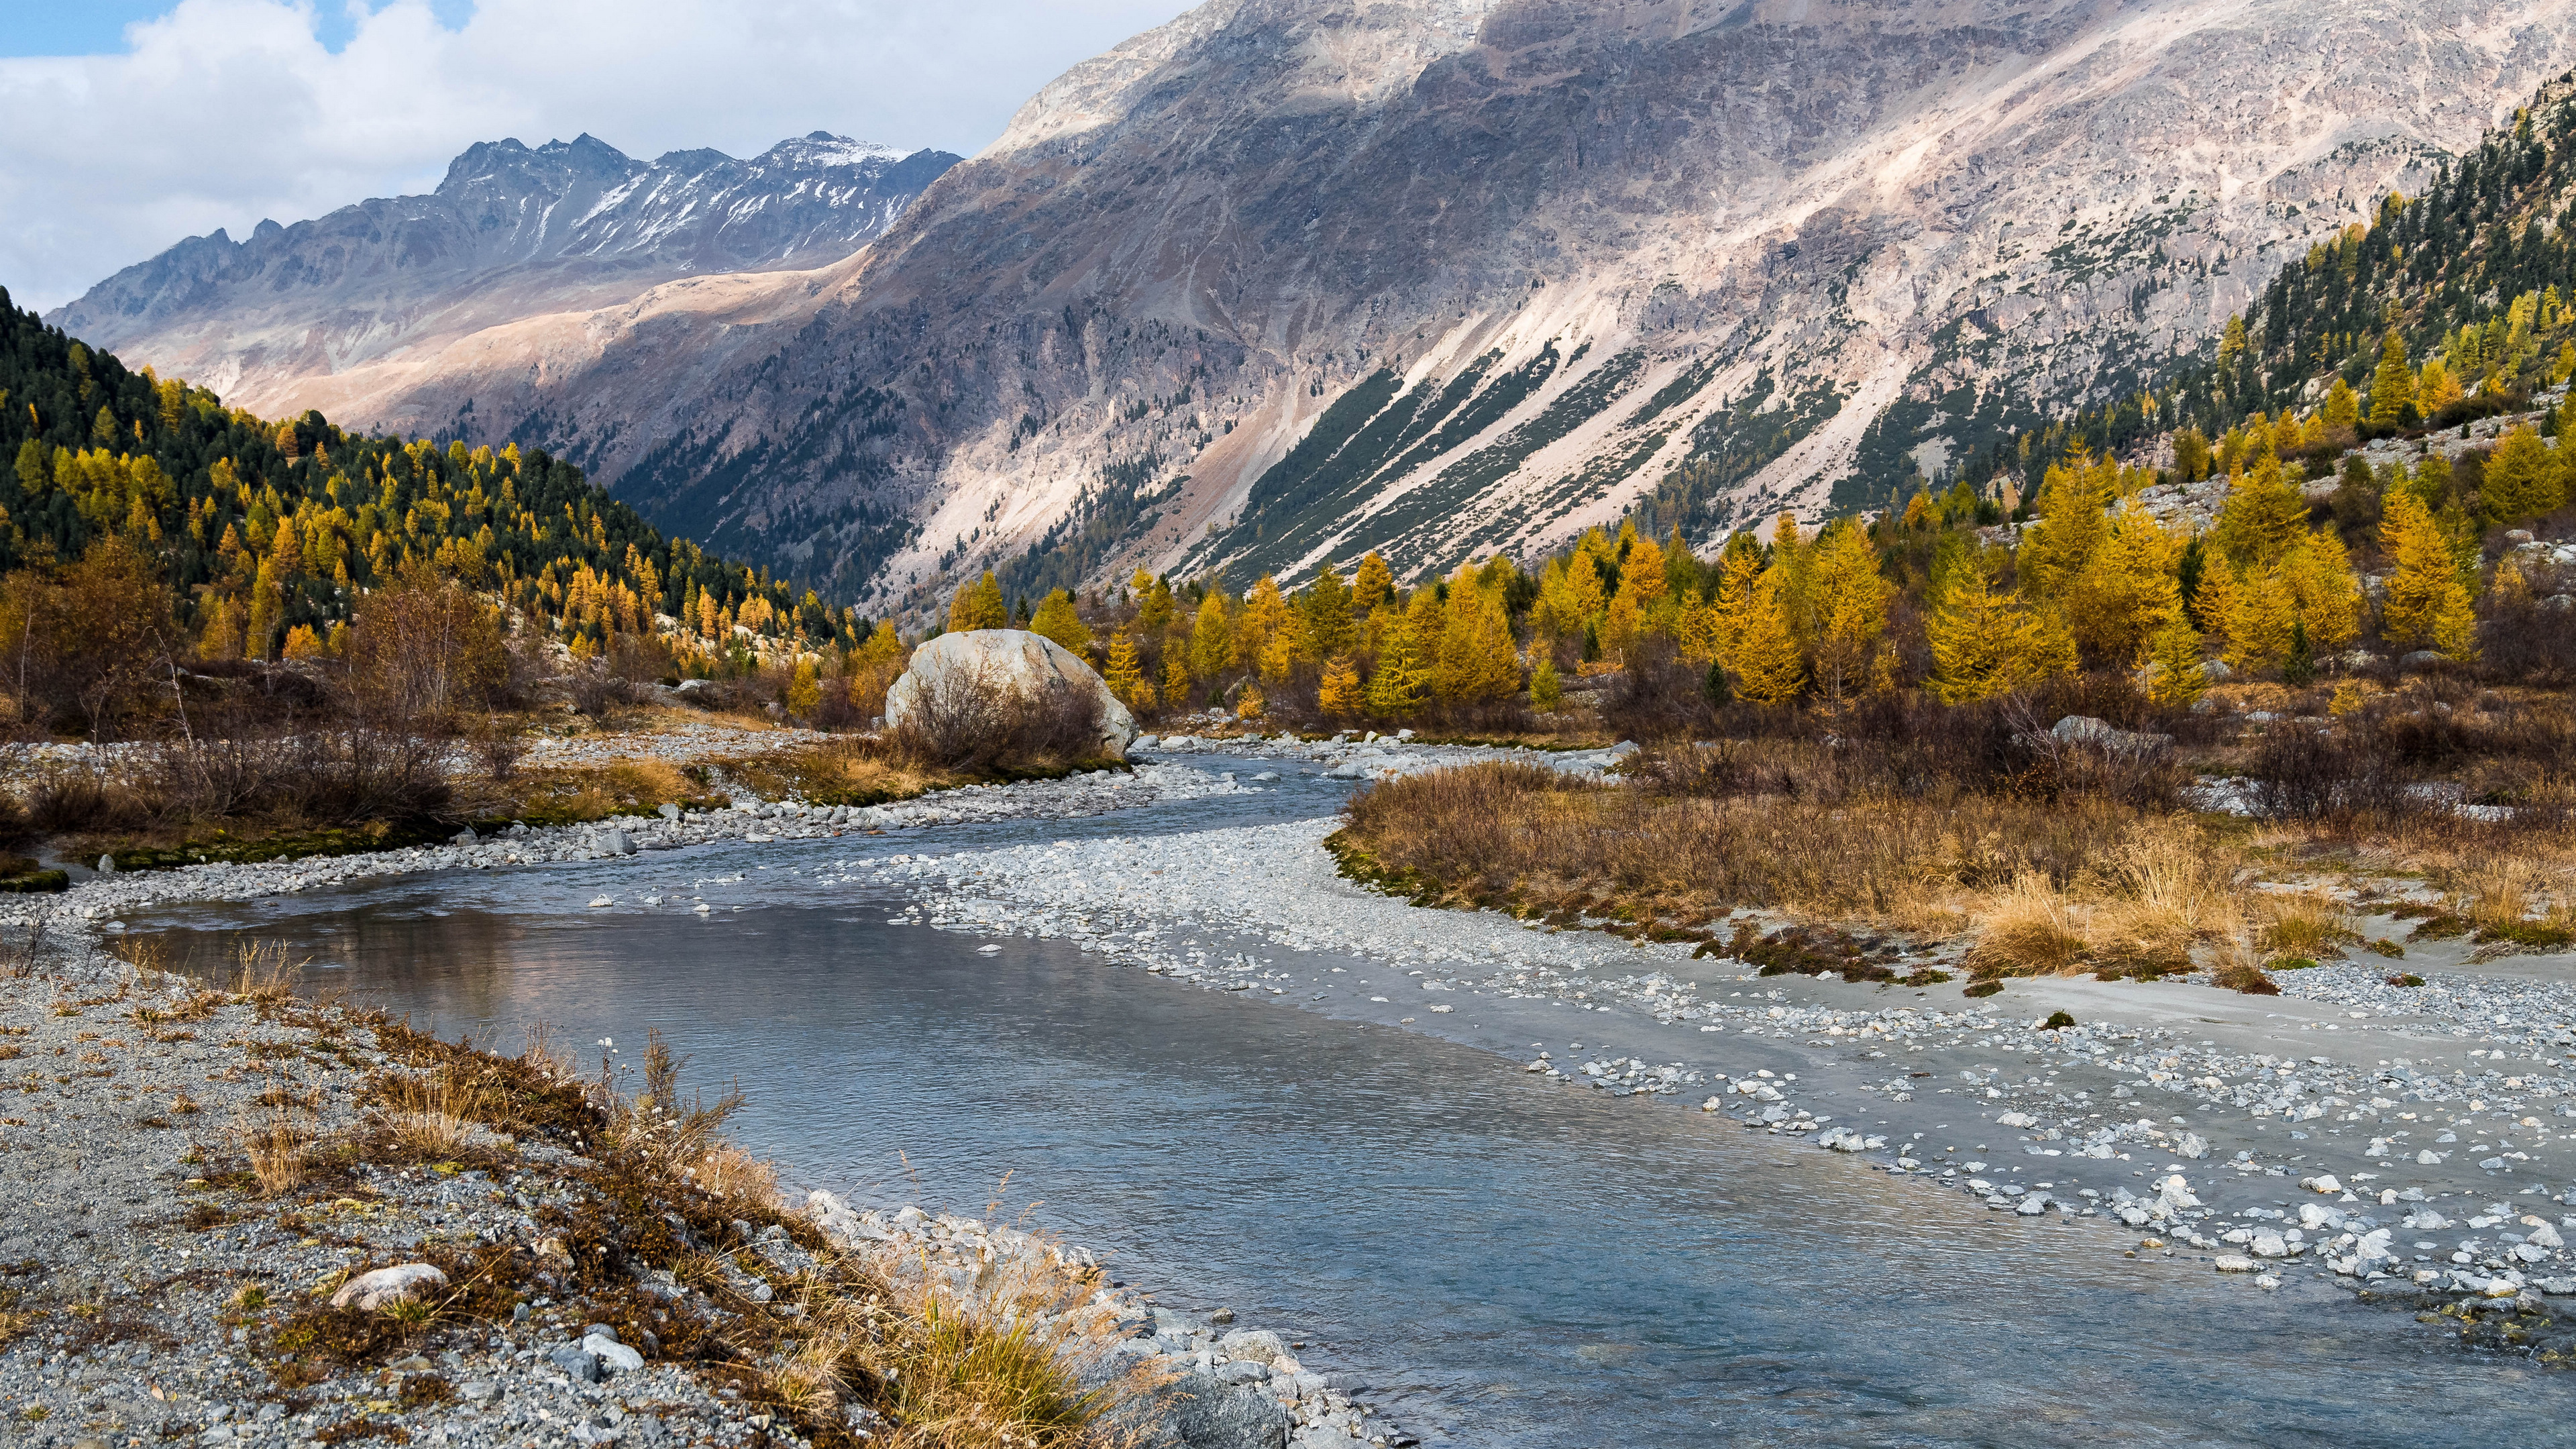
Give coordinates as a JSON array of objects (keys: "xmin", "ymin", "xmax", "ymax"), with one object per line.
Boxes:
[
  {"xmin": 44, "ymin": 133, "xmax": 960, "ymax": 430},
  {"xmin": 56, "ymin": 1, "xmax": 2576, "ymax": 615}
]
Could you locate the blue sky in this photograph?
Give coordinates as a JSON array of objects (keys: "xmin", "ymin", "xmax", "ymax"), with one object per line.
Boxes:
[
  {"xmin": 5, "ymin": 0, "xmax": 474, "ymax": 54},
  {"xmin": 0, "ymin": 0, "xmax": 1190, "ymax": 310}
]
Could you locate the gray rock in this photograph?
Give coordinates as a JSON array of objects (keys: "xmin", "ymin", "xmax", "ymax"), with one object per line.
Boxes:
[
  {"xmin": 585, "ymin": 1333, "xmax": 645, "ymax": 1374},
  {"xmin": 451, "ymin": 828, "xmax": 478, "ymax": 846},
  {"xmin": 659, "ymin": 802, "xmax": 682, "ymax": 820},
  {"xmin": 460, "ymin": 1379, "xmax": 499, "ymax": 1403},
  {"xmin": 548, "ymin": 1343, "xmax": 601, "ymax": 1383},
  {"xmin": 885, "ymin": 629, "xmax": 1137, "ymax": 759},
  {"xmin": 1217, "ymin": 1328, "xmax": 1289, "ymax": 1362},
  {"xmin": 97, "ymin": 854, "xmax": 115, "ymax": 875},
  {"xmin": 602, "ymin": 829, "xmax": 635, "ymax": 856},
  {"xmin": 2400, "ymin": 650, "xmax": 2449, "ymax": 672},
  {"xmin": 1163, "ymin": 1371, "xmax": 1291, "ymax": 1449}
]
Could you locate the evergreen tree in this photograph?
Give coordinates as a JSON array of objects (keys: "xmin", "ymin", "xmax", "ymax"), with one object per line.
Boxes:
[{"xmin": 2282, "ymin": 621, "xmax": 2315, "ymax": 686}]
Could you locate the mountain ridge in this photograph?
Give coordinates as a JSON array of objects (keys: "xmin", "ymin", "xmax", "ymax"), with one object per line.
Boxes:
[
  {"xmin": 46, "ymin": 0, "xmax": 2576, "ymax": 616},
  {"xmin": 43, "ymin": 131, "xmax": 961, "ymax": 423}
]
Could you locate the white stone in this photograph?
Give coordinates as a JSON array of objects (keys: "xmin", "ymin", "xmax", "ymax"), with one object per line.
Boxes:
[
  {"xmin": 331, "ymin": 1263, "xmax": 449, "ymax": 1311},
  {"xmin": 2214, "ymin": 1254, "xmax": 2256, "ymax": 1273},
  {"xmin": 584, "ymin": 1334, "xmax": 645, "ymax": 1374}
]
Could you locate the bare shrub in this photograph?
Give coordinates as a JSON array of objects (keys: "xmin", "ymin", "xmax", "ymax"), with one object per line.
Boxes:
[
  {"xmin": 340, "ymin": 566, "xmax": 508, "ymax": 727},
  {"xmin": 25, "ymin": 768, "xmax": 152, "ymax": 833},
  {"xmin": 1599, "ymin": 641, "xmax": 1714, "ymax": 742},
  {"xmin": 888, "ymin": 661, "xmax": 1106, "ymax": 773},
  {"xmin": 2241, "ymin": 723, "xmax": 2416, "ymax": 825},
  {"xmin": 131, "ymin": 724, "xmax": 455, "ymax": 831}
]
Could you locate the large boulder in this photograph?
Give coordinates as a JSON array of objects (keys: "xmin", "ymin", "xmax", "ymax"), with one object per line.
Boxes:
[{"xmin": 885, "ymin": 629, "xmax": 1136, "ymax": 759}]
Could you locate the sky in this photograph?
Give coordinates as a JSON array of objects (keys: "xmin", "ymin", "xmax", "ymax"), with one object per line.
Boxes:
[{"xmin": 0, "ymin": 0, "xmax": 1193, "ymax": 311}]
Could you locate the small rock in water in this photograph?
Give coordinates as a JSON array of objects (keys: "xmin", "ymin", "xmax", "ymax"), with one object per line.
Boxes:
[{"xmin": 589, "ymin": 896, "xmax": 615, "ymax": 908}]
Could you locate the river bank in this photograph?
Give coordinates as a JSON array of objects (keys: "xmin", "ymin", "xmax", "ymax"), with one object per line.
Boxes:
[{"xmin": 0, "ymin": 946, "xmax": 1383, "ymax": 1449}]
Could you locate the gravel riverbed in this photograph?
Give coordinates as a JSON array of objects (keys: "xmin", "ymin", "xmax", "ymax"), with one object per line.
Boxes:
[{"xmin": 873, "ymin": 747, "xmax": 2576, "ymax": 1326}]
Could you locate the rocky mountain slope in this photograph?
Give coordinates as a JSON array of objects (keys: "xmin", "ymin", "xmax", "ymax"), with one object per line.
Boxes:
[
  {"xmin": 44, "ymin": 132, "xmax": 959, "ymax": 431},
  {"xmin": 55, "ymin": 1, "xmax": 2576, "ymax": 612}
]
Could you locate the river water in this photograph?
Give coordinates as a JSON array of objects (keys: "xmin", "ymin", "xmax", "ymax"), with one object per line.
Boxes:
[{"xmin": 129, "ymin": 771, "xmax": 2576, "ymax": 1446}]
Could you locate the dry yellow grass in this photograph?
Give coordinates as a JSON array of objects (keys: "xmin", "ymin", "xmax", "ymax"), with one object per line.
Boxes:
[
  {"xmin": 231, "ymin": 941, "xmax": 303, "ymax": 1008},
  {"xmin": 239, "ymin": 1109, "xmax": 315, "ymax": 1197},
  {"xmin": 381, "ymin": 1069, "xmax": 493, "ymax": 1159},
  {"xmin": 2251, "ymin": 888, "xmax": 2361, "ymax": 957}
]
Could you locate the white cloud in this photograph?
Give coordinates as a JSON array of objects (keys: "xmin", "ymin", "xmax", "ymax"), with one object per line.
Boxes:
[{"xmin": 0, "ymin": 0, "xmax": 1192, "ymax": 311}]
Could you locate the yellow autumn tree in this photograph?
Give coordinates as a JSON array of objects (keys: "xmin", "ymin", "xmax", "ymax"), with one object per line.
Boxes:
[
  {"xmin": 949, "ymin": 571, "xmax": 1008, "ymax": 633},
  {"xmin": 1188, "ymin": 591, "xmax": 1233, "ymax": 681},
  {"xmin": 1351, "ymin": 551, "xmax": 1395, "ymax": 613},
  {"xmin": 1235, "ymin": 576, "xmax": 1291, "ymax": 671},
  {"xmin": 2278, "ymin": 527, "xmax": 2360, "ymax": 653},
  {"xmin": 1029, "ymin": 590, "xmax": 1092, "ymax": 657},
  {"xmin": 1435, "ymin": 573, "xmax": 1520, "ymax": 702},
  {"xmin": 2143, "ymin": 623, "xmax": 2209, "ymax": 708},
  {"xmin": 1925, "ymin": 573, "xmax": 2072, "ymax": 703},
  {"xmin": 2211, "ymin": 454, "xmax": 2308, "ymax": 567},
  {"xmin": 2368, "ymin": 333, "xmax": 2414, "ymax": 425},
  {"xmin": 1529, "ymin": 655, "xmax": 1562, "ymax": 711},
  {"xmin": 1366, "ymin": 590, "xmax": 1440, "ymax": 715},
  {"xmin": 2059, "ymin": 500, "xmax": 2184, "ymax": 665},
  {"xmin": 1729, "ymin": 568, "xmax": 1806, "ymax": 704},
  {"xmin": 2380, "ymin": 486, "xmax": 2474, "ymax": 652},
  {"xmin": 1317, "ymin": 653, "xmax": 1363, "ymax": 717},
  {"xmin": 1104, "ymin": 631, "xmax": 1149, "ymax": 707},
  {"xmin": 1807, "ymin": 519, "xmax": 1890, "ymax": 704},
  {"xmin": 2017, "ymin": 451, "xmax": 2116, "ymax": 599},
  {"xmin": 2217, "ymin": 562, "xmax": 2297, "ymax": 672}
]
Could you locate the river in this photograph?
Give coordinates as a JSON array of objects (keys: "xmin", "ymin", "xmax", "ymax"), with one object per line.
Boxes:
[{"xmin": 128, "ymin": 769, "xmax": 2576, "ymax": 1446}]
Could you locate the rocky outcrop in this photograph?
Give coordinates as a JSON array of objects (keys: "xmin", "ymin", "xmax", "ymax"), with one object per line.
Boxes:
[{"xmin": 885, "ymin": 629, "xmax": 1139, "ymax": 759}]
